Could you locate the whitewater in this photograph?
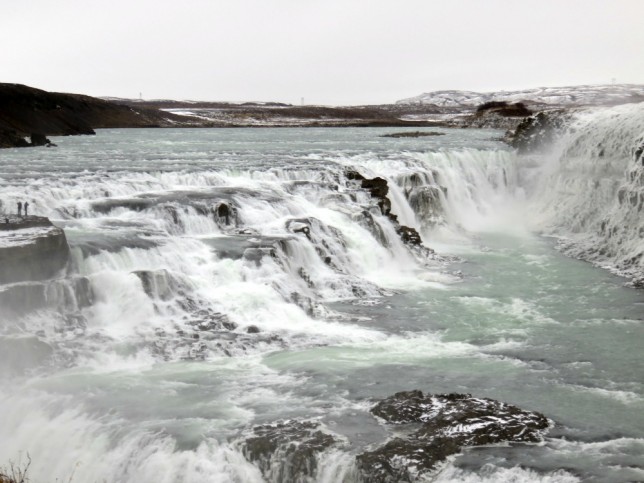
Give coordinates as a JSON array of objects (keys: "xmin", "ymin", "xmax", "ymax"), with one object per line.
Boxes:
[{"xmin": 0, "ymin": 103, "xmax": 643, "ymax": 482}]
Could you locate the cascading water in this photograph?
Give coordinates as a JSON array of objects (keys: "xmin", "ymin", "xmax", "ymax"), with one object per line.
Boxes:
[
  {"xmin": 528, "ymin": 102, "xmax": 644, "ymax": 285},
  {"xmin": 0, "ymin": 122, "xmax": 642, "ymax": 482}
]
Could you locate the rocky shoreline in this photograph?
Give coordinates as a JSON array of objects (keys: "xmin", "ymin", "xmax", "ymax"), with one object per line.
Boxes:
[{"xmin": 0, "ymin": 83, "xmax": 552, "ymax": 149}]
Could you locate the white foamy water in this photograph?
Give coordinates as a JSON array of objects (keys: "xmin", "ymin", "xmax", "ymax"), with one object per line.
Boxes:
[{"xmin": 0, "ymin": 124, "xmax": 642, "ymax": 482}]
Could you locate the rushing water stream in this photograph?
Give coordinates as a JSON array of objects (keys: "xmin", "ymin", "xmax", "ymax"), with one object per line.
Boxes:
[{"xmin": 0, "ymin": 108, "xmax": 643, "ymax": 482}]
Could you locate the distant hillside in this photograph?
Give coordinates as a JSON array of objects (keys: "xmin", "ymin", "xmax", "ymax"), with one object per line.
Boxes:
[
  {"xmin": 397, "ymin": 84, "xmax": 644, "ymax": 107},
  {"xmin": 0, "ymin": 83, "xmax": 203, "ymax": 147}
]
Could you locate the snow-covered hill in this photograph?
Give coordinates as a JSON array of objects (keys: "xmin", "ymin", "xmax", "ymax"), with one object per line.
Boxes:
[{"xmin": 397, "ymin": 84, "xmax": 644, "ymax": 107}]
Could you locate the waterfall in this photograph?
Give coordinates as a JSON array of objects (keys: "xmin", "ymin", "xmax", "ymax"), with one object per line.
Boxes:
[
  {"xmin": 1, "ymin": 119, "xmax": 642, "ymax": 482},
  {"xmin": 528, "ymin": 102, "xmax": 644, "ymax": 284}
]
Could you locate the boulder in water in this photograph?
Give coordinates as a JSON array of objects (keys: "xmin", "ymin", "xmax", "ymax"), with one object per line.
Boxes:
[
  {"xmin": 241, "ymin": 420, "xmax": 340, "ymax": 482},
  {"xmin": 0, "ymin": 129, "xmax": 30, "ymax": 148},
  {"xmin": 30, "ymin": 132, "xmax": 51, "ymax": 146},
  {"xmin": 357, "ymin": 390, "xmax": 550, "ymax": 482}
]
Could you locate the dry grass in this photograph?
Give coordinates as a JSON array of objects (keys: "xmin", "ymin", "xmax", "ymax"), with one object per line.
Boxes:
[{"xmin": 0, "ymin": 454, "xmax": 31, "ymax": 483}]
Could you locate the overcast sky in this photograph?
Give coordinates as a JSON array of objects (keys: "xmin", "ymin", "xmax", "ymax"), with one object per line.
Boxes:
[{"xmin": 2, "ymin": 0, "xmax": 643, "ymax": 105}]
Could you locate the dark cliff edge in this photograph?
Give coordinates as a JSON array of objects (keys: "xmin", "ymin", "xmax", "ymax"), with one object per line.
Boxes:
[
  {"xmin": 0, "ymin": 83, "xmax": 204, "ymax": 148},
  {"xmin": 0, "ymin": 84, "xmax": 450, "ymax": 149}
]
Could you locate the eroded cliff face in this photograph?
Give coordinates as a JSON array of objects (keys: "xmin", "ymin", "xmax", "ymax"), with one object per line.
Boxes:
[{"xmin": 0, "ymin": 216, "xmax": 70, "ymax": 284}]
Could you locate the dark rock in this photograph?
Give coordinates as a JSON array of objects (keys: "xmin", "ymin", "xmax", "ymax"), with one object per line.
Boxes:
[
  {"xmin": 0, "ymin": 216, "xmax": 70, "ymax": 284},
  {"xmin": 407, "ymin": 185, "xmax": 445, "ymax": 228},
  {"xmin": 476, "ymin": 101, "xmax": 532, "ymax": 117},
  {"xmin": 30, "ymin": 132, "xmax": 51, "ymax": 146},
  {"xmin": 285, "ymin": 217, "xmax": 347, "ymax": 271},
  {"xmin": 358, "ymin": 437, "xmax": 460, "ymax": 483},
  {"xmin": 508, "ymin": 110, "xmax": 570, "ymax": 153},
  {"xmin": 0, "ymin": 336, "xmax": 54, "ymax": 377},
  {"xmin": 0, "ymin": 129, "xmax": 29, "ymax": 148},
  {"xmin": 396, "ymin": 226, "xmax": 422, "ymax": 245},
  {"xmin": 362, "ymin": 177, "xmax": 389, "ymax": 199},
  {"xmin": 213, "ymin": 201, "xmax": 237, "ymax": 227},
  {"xmin": 380, "ymin": 131, "xmax": 445, "ymax": 138},
  {"xmin": 346, "ymin": 170, "xmax": 366, "ymax": 181},
  {"xmin": 358, "ymin": 391, "xmax": 550, "ymax": 482},
  {"xmin": 347, "ymin": 172, "xmax": 430, "ymax": 249},
  {"xmin": 635, "ymin": 141, "xmax": 644, "ymax": 165},
  {"xmin": 246, "ymin": 325, "xmax": 261, "ymax": 334},
  {"xmin": 241, "ymin": 420, "xmax": 339, "ymax": 482},
  {"xmin": 133, "ymin": 269, "xmax": 175, "ymax": 300},
  {"xmin": 287, "ymin": 219, "xmax": 312, "ymax": 238},
  {"xmin": 358, "ymin": 210, "xmax": 389, "ymax": 246}
]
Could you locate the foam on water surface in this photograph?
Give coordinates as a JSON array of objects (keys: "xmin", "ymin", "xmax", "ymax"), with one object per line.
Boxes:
[{"xmin": 1, "ymin": 123, "xmax": 643, "ymax": 482}]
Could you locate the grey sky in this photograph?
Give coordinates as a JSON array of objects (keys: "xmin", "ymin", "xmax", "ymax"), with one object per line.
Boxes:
[{"xmin": 3, "ymin": 0, "xmax": 643, "ymax": 105}]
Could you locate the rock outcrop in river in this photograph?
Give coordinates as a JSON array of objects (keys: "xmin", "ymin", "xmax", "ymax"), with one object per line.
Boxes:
[
  {"xmin": 357, "ymin": 390, "xmax": 550, "ymax": 482},
  {"xmin": 0, "ymin": 216, "xmax": 70, "ymax": 284},
  {"xmin": 237, "ymin": 391, "xmax": 551, "ymax": 482}
]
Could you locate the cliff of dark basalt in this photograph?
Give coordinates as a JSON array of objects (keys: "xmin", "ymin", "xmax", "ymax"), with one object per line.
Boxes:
[{"xmin": 0, "ymin": 83, "xmax": 203, "ymax": 147}]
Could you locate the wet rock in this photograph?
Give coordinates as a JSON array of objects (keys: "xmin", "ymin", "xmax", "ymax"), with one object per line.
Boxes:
[
  {"xmin": 346, "ymin": 170, "xmax": 365, "ymax": 181},
  {"xmin": 133, "ymin": 269, "xmax": 175, "ymax": 300},
  {"xmin": 357, "ymin": 390, "xmax": 550, "ymax": 482},
  {"xmin": 361, "ymin": 177, "xmax": 389, "ymax": 199},
  {"xmin": 380, "ymin": 131, "xmax": 445, "ymax": 138},
  {"xmin": 241, "ymin": 420, "xmax": 340, "ymax": 482},
  {"xmin": 286, "ymin": 219, "xmax": 312, "ymax": 239},
  {"xmin": 507, "ymin": 110, "xmax": 570, "ymax": 153},
  {"xmin": 476, "ymin": 101, "xmax": 532, "ymax": 117},
  {"xmin": 0, "ymin": 216, "xmax": 70, "ymax": 284},
  {"xmin": 0, "ymin": 128, "xmax": 30, "ymax": 148},
  {"xmin": 188, "ymin": 310, "xmax": 235, "ymax": 332},
  {"xmin": 30, "ymin": 132, "xmax": 51, "ymax": 146},
  {"xmin": 635, "ymin": 141, "xmax": 644, "ymax": 166},
  {"xmin": 407, "ymin": 185, "xmax": 445, "ymax": 228},
  {"xmin": 347, "ymin": 171, "xmax": 433, "ymax": 250},
  {"xmin": 396, "ymin": 226, "xmax": 422, "ymax": 245},
  {"xmin": 356, "ymin": 210, "xmax": 389, "ymax": 247},
  {"xmin": 91, "ymin": 197, "xmax": 155, "ymax": 214},
  {"xmin": 285, "ymin": 217, "xmax": 348, "ymax": 271},
  {"xmin": 203, "ymin": 234, "xmax": 285, "ymax": 261},
  {"xmin": 297, "ymin": 267, "xmax": 314, "ymax": 288},
  {"xmin": 246, "ymin": 325, "xmax": 261, "ymax": 334},
  {"xmin": 0, "ymin": 277, "xmax": 92, "ymax": 317},
  {"xmin": 164, "ymin": 205, "xmax": 180, "ymax": 225}
]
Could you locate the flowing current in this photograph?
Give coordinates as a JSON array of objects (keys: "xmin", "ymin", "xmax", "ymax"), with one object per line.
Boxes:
[{"xmin": 0, "ymin": 104, "xmax": 643, "ymax": 482}]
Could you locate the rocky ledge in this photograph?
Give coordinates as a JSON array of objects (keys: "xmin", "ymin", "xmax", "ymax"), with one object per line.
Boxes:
[
  {"xmin": 240, "ymin": 420, "xmax": 341, "ymax": 482},
  {"xmin": 380, "ymin": 131, "xmax": 445, "ymax": 138},
  {"xmin": 0, "ymin": 216, "xmax": 70, "ymax": 284},
  {"xmin": 346, "ymin": 170, "xmax": 433, "ymax": 258},
  {"xmin": 357, "ymin": 390, "xmax": 550, "ymax": 482}
]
